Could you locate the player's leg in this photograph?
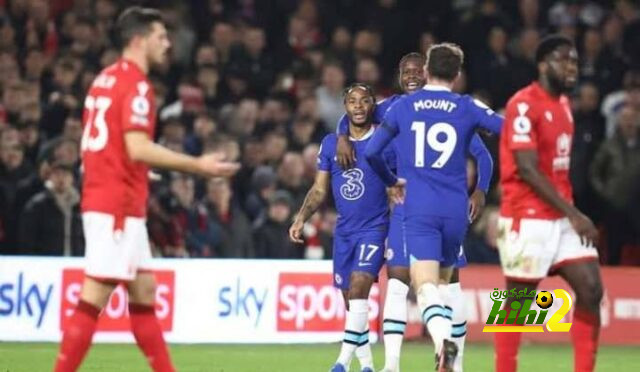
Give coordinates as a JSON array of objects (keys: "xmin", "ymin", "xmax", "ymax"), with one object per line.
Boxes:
[
  {"xmin": 55, "ymin": 212, "xmax": 124, "ymax": 372},
  {"xmin": 552, "ymin": 220, "xmax": 602, "ymax": 372},
  {"xmin": 447, "ymin": 268, "xmax": 466, "ymax": 372},
  {"xmin": 54, "ymin": 277, "xmax": 116, "ymax": 372},
  {"xmin": 350, "ymin": 233, "xmax": 386, "ymax": 372},
  {"xmin": 494, "ymin": 217, "xmax": 553, "ymax": 372},
  {"xmin": 381, "ymin": 212, "xmax": 410, "ymax": 372},
  {"xmin": 349, "ymin": 271, "xmax": 377, "ymax": 372},
  {"xmin": 333, "ymin": 233, "xmax": 359, "ymax": 371},
  {"xmin": 494, "ymin": 279, "xmax": 539, "ymax": 372},
  {"xmin": 128, "ymin": 271, "xmax": 175, "ymax": 372},
  {"xmin": 127, "ymin": 217, "xmax": 176, "ymax": 372},
  {"xmin": 406, "ymin": 219, "xmax": 453, "ymax": 364}
]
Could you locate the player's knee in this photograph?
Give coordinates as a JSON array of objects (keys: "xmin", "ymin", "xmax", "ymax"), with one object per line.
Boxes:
[
  {"xmin": 575, "ymin": 277, "xmax": 603, "ymax": 307},
  {"xmin": 387, "ymin": 266, "xmax": 410, "ymax": 285},
  {"xmin": 348, "ymin": 272, "xmax": 374, "ymax": 299}
]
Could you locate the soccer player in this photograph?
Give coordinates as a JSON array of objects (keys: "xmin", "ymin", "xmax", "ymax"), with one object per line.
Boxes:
[
  {"xmin": 335, "ymin": 52, "xmax": 493, "ymax": 372},
  {"xmin": 495, "ymin": 35, "xmax": 602, "ymax": 372},
  {"xmin": 289, "ymin": 84, "xmax": 394, "ymax": 372},
  {"xmin": 53, "ymin": 7, "xmax": 239, "ymax": 372},
  {"xmin": 365, "ymin": 43, "xmax": 503, "ymax": 372}
]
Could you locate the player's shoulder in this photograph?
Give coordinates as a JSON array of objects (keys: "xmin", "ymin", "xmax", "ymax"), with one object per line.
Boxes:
[
  {"xmin": 505, "ymin": 83, "xmax": 542, "ymax": 110},
  {"xmin": 320, "ymin": 133, "xmax": 338, "ymax": 148}
]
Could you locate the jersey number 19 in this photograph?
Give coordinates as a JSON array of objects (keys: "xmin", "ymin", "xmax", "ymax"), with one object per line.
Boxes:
[{"xmin": 411, "ymin": 121, "xmax": 457, "ymax": 168}]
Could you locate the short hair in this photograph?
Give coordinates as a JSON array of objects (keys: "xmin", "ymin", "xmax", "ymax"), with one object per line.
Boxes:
[
  {"xmin": 535, "ymin": 35, "xmax": 574, "ymax": 63},
  {"xmin": 342, "ymin": 83, "xmax": 375, "ymax": 103},
  {"xmin": 399, "ymin": 52, "xmax": 425, "ymax": 69},
  {"xmin": 115, "ymin": 7, "xmax": 164, "ymax": 49},
  {"xmin": 426, "ymin": 43, "xmax": 464, "ymax": 82}
]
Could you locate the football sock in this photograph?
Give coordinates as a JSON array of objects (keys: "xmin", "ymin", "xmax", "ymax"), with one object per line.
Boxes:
[
  {"xmin": 337, "ymin": 299, "xmax": 370, "ymax": 368},
  {"xmin": 494, "ymin": 308, "xmax": 522, "ymax": 372},
  {"xmin": 54, "ymin": 300, "xmax": 100, "ymax": 372},
  {"xmin": 571, "ymin": 307, "xmax": 600, "ymax": 372},
  {"xmin": 417, "ymin": 283, "xmax": 451, "ymax": 354},
  {"xmin": 129, "ymin": 303, "xmax": 176, "ymax": 372},
  {"xmin": 447, "ymin": 282, "xmax": 467, "ymax": 372},
  {"xmin": 382, "ymin": 279, "xmax": 409, "ymax": 371}
]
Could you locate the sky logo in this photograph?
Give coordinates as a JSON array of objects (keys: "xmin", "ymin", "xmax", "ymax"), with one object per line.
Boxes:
[
  {"xmin": 0, "ymin": 272, "xmax": 53, "ymax": 328},
  {"xmin": 218, "ymin": 277, "xmax": 268, "ymax": 328}
]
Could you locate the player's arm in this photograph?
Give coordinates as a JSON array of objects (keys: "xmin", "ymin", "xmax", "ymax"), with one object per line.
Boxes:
[
  {"xmin": 336, "ymin": 114, "xmax": 355, "ymax": 170},
  {"xmin": 289, "ymin": 170, "xmax": 330, "ymax": 243},
  {"xmin": 513, "ymin": 148, "xmax": 597, "ymax": 245},
  {"xmin": 124, "ymin": 131, "xmax": 238, "ymax": 177},
  {"xmin": 468, "ymin": 134, "xmax": 493, "ymax": 221},
  {"xmin": 469, "ymin": 97, "xmax": 504, "ymax": 134}
]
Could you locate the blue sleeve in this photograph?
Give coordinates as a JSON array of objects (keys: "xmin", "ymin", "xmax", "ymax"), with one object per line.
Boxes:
[
  {"xmin": 372, "ymin": 97, "xmax": 394, "ymax": 124},
  {"xmin": 365, "ymin": 108, "xmax": 400, "ymax": 187},
  {"xmin": 336, "ymin": 114, "xmax": 349, "ymax": 135},
  {"xmin": 468, "ymin": 96, "xmax": 504, "ymax": 134},
  {"xmin": 468, "ymin": 134, "xmax": 493, "ymax": 193},
  {"xmin": 383, "ymin": 145, "xmax": 397, "ymax": 173},
  {"xmin": 317, "ymin": 136, "xmax": 333, "ymax": 171}
]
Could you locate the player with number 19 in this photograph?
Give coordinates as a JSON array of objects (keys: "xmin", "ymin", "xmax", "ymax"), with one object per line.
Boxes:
[
  {"xmin": 290, "ymin": 84, "xmax": 395, "ymax": 372},
  {"xmin": 365, "ymin": 43, "xmax": 503, "ymax": 372}
]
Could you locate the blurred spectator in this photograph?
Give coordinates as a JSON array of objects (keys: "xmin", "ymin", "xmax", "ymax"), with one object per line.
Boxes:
[
  {"xmin": 229, "ymin": 24, "xmax": 275, "ymax": 99},
  {"xmin": 203, "ymin": 177, "xmax": 254, "ymax": 258},
  {"xmin": 196, "ymin": 64, "xmax": 221, "ymax": 109},
  {"xmin": 302, "ymin": 143, "xmax": 320, "ymax": 185},
  {"xmin": 277, "ymin": 152, "xmax": 307, "ymax": 210},
  {"xmin": 168, "ymin": 173, "xmax": 220, "ymax": 258},
  {"xmin": 590, "ymin": 105, "xmax": 640, "ymax": 265},
  {"xmin": 601, "ymin": 70, "xmax": 640, "ymax": 138},
  {"xmin": 571, "ymin": 82, "xmax": 606, "ymax": 222},
  {"xmin": 253, "ymin": 190, "xmax": 301, "ymax": 258},
  {"xmin": 245, "ymin": 165, "xmax": 278, "ymax": 222},
  {"xmin": 18, "ymin": 160, "xmax": 82, "ymax": 256},
  {"xmin": 258, "ymin": 94, "xmax": 293, "ymax": 135},
  {"xmin": 289, "ymin": 115, "xmax": 318, "ymax": 152},
  {"xmin": 184, "ymin": 113, "xmax": 217, "ymax": 156},
  {"xmin": 210, "ymin": 21, "xmax": 237, "ymax": 66},
  {"xmin": 315, "ymin": 61, "xmax": 345, "ymax": 132},
  {"xmin": 262, "ymin": 131, "xmax": 288, "ymax": 166}
]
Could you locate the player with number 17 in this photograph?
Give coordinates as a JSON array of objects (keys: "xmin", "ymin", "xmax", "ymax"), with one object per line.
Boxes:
[
  {"xmin": 290, "ymin": 83, "xmax": 396, "ymax": 372},
  {"xmin": 365, "ymin": 43, "xmax": 503, "ymax": 372}
]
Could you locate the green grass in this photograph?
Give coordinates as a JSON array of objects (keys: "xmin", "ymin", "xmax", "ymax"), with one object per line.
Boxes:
[{"xmin": 1, "ymin": 342, "xmax": 639, "ymax": 372}]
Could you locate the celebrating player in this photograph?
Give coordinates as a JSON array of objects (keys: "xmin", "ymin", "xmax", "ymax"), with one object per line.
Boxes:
[
  {"xmin": 365, "ymin": 43, "xmax": 503, "ymax": 372},
  {"xmin": 53, "ymin": 7, "xmax": 239, "ymax": 372},
  {"xmin": 334, "ymin": 52, "xmax": 493, "ymax": 372},
  {"xmin": 290, "ymin": 84, "xmax": 394, "ymax": 372},
  {"xmin": 495, "ymin": 35, "xmax": 602, "ymax": 372}
]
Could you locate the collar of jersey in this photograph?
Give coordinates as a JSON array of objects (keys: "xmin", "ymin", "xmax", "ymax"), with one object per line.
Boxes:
[
  {"xmin": 349, "ymin": 125, "xmax": 375, "ymax": 141},
  {"xmin": 423, "ymin": 84, "xmax": 451, "ymax": 92}
]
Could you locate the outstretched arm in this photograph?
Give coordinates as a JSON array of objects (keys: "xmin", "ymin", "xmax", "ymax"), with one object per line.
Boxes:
[{"xmin": 289, "ymin": 171, "xmax": 330, "ymax": 243}]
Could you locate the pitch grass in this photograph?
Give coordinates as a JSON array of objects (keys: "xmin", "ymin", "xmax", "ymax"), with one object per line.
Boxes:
[{"xmin": 1, "ymin": 342, "xmax": 639, "ymax": 372}]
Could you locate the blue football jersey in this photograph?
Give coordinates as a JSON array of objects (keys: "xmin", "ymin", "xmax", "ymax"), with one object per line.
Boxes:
[
  {"xmin": 318, "ymin": 128, "xmax": 396, "ymax": 234},
  {"xmin": 365, "ymin": 85, "xmax": 503, "ymax": 220}
]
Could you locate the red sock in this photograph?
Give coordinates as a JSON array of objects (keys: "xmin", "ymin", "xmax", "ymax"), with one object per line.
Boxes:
[
  {"xmin": 129, "ymin": 303, "xmax": 175, "ymax": 372},
  {"xmin": 571, "ymin": 307, "xmax": 600, "ymax": 372},
  {"xmin": 54, "ymin": 300, "xmax": 100, "ymax": 372},
  {"xmin": 494, "ymin": 307, "xmax": 522, "ymax": 372},
  {"xmin": 495, "ymin": 332, "xmax": 522, "ymax": 372}
]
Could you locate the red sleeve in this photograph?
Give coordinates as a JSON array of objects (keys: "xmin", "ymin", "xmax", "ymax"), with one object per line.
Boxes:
[
  {"xmin": 503, "ymin": 98, "xmax": 539, "ymax": 151},
  {"xmin": 121, "ymin": 79, "xmax": 155, "ymax": 136}
]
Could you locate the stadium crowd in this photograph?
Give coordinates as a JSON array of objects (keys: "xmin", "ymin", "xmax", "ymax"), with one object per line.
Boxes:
[{"xmin": 0, "ymin": 0, "xmax": 639, "ymax": 265}]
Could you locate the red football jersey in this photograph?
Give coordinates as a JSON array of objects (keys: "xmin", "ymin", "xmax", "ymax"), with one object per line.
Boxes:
[
  {"xmin": 499, "ymin": 82, "xmax": 574, "ymax": 219},
  {"xmin": 81, "ymin": 59, "xmax": 156, "ymax": 218}
]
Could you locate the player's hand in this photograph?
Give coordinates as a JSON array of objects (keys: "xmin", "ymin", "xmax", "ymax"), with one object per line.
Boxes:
[
  {"xmin": 469, "ymin": 189, "xmax": 486, "ymax": 222},
  {"xmin": 387, "ymin": 178, "xmax": 406, "ymax": 204},
  {"xmin": 336, "ymin": 135, "xmax": 356, "ymax": 170},
  {"xmin": 289, "ymin": 219, "xmax": 305, "ymax": 244},
  {"xmin": 196, "ymin": 152, "xmax": 240, "ymax": 177},
  {"xmin": 568, "ymin": 210, "xmax": 599, "ymax": 247}
]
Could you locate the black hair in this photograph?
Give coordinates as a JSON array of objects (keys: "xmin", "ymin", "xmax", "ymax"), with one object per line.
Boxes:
[
  {"xmin": 535, "ymin": 35, "xmax": 574, "ymax": 63},
  {"xmin": 342, "ymin": 83, "xmax": 375, "ymax": 103},
  {"xmin": 115, "ymin": 6, "xmax": 164, "ymax": 50},
  {"xmin": 399, "ymin": 52, "xmax": 425, "ymax": 68}
]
